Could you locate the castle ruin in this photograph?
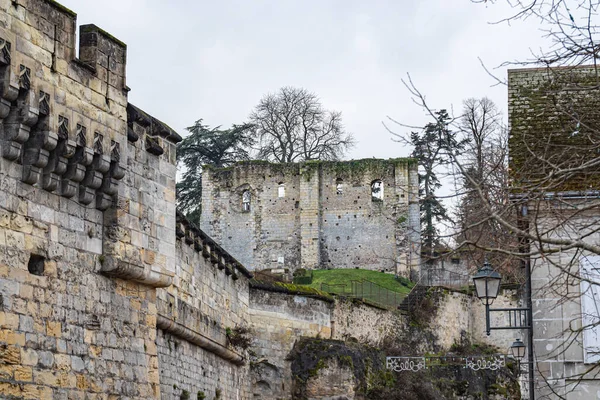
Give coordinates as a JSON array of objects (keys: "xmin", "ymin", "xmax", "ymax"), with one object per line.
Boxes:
[{"xmin": 201, "ymin": 160, "xmax": 420, "ymax": 276}]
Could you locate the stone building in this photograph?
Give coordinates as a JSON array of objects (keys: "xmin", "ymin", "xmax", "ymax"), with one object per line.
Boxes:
[
  {"xmin": 201, "ymin": 159, "xmax": 421, "ymax": 277},
  {"xmin": 0, "ymin": 1, "xmax": 252, "ymax": 398},
  {"xmin": 508, "ymin": 66, "xmax": 600, "ymax": 399}
]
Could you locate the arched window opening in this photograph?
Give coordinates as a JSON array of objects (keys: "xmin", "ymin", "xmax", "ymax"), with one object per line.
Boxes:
[
  {"xmin": 371, "ymin": 180, "xmax": 383, "ymax": 202},
  {"xmin": 278, "ymin": 182, "xmax": 285, "ymax": 198},
  {"xmin": 336, "ymin": 178, "xmax": 344, "ymax": 195},
  {"xmin": 242, "ymin": 190, "xmax": 251, "ymax": 212}
]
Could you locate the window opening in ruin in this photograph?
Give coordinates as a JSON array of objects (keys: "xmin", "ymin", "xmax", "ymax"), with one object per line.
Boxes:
[
  {"xmin": 242, "ymin": 190, "xmax": 251, "ymax": 212},
  {"xmin": 336, "ymin": 178, "xmax": 344, "ymax": 195},
  {"xmin": 28, "ymin": 254, "xmax": 45, "ymax": 276},
  {"xmin": 371, "ymin": 180, "xmax": 384, "ymax": 201},
  {"xmin": 278, "ymin": 182, "xmax": 285, "ymax": 198}
]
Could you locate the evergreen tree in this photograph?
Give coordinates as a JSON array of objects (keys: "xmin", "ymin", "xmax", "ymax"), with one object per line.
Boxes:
[
  {"xmin": 176, "ymin": 120, "xmax": 255, "ymax": 224},
  {"xmin": 411, "ymin": 110, "xmax": 463, "ymax": 257}
]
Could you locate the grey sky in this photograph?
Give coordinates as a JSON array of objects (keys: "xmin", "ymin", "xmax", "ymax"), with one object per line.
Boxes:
[{"xmin": 60, "ymin": 1, "xmax": 544, "ymax": 160}]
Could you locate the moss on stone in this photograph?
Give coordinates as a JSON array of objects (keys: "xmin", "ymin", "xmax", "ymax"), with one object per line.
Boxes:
[
  {"xmin": 249, "ymin": 279, "xmax": 334, "ymax": 302},
  {"xmin": 509, "ymin": 67, "xmax": 600, "ymax": 191},
  {"xmin": 45, "ymin": 0, "xmax": 77, "ymax": 17},
  {"xmin": 80, "ymin": 24, "xmax": 127, "ymax": 48},
  {"xmin": 205, "ymin": 158, "xmax": 417, "ymax": 184}
]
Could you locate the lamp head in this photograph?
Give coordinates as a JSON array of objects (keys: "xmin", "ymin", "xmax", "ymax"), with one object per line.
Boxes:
[
  {"xmin": 472, "ymin": 260, "xmax": 502, "ymax": 303},
  {"xmin": 510, "ymin": 338, "xmax": 526, "ymax": 360}
]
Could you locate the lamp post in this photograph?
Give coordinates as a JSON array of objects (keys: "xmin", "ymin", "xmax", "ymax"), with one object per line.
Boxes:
[{"xmin": 472, "ymin": 261, "xmax": 535, "ymax": 400}]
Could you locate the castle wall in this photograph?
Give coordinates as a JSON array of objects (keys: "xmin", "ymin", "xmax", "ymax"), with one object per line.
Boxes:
[
  {"xmin": 330, "ymin": 297, "xmax": 402, "ymax": 345},
  {"xmin": 0, "ymin": 1, "xmax": 163, "ymax": 397},
  {"xmin": 202, "ymin": 163, "xmax": 302, "ymax": 272},
  {"xmin": 247, "ymin": 284, "xmax": 518, "ymax": 399},
  {"xmin": 248, "ymin": 288, "xmax": 332, "ymax": 399},
  {"xmin": 156, "ymin": 217, "xmax": 251, "ymax": 400},
  {"xmin": 202, "ymin": 159, "xmax": 420, "ymax": 276},
  {"xmin": 0, "ymin": 1, "xmax": 253, "ymax": 399}
]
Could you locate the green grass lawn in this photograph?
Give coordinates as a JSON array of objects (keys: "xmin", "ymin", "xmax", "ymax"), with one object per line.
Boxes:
[{"xmin": 299, "ymin": 268, "xmax": 414, "ymax": 296}]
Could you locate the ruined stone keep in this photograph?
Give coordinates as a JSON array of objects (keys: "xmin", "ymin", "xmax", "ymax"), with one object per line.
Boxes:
[{"xmin": 201, "ymin": 160, "xmax": 421, "ymax": 276}]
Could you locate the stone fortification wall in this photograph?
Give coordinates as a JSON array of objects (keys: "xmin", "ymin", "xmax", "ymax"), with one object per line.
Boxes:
[
  {"xmin": 201, "ymin": 159, "xmax": 420, "ymax": 276},
  {"xmin": 248, "ymin": 287, "xmax": 332, "ymax": 399},
  {"xmin": 413, "ymin": 286, "xmax": 520, "ymax": 352},
  {"xmin": 0, "ymin": 1, "xmax": 253, "ymax": 399},
  {"xmin": 247, "ymin": 286, "xmax": 405, "ymax": 399},
  {"xmin": 202, "ymin": 162, "xmax": 302, "ymax": 273},
  {"xmin": 330, "ymin": 297, "xmax": 402, "ymax": 345},
  {"xmin": 156, "ymin": 215, "xmax": 252, "ymax": 399},
  {"xmin": 0, "ymin": 1, "xmax": 163, "ymax": 397},
  {"xmin": 247, "ymin": 285, "xmax": 518, "ymax": 399}
]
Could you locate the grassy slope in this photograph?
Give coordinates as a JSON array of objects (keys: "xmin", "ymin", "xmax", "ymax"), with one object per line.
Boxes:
[{"xmin": 303, "ymin": 269, "xmax": 414, "ymax": 296}]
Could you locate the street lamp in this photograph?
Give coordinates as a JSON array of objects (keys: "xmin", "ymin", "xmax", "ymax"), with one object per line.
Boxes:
[
  {"xmin": 472, "ymin": 260, "xmax": 502, "ymax": 305},
  {"xmin": 510, "ymin": 338, "xmax": 526, "ymax": 378},
  {"xmin": 510, "ymin": 338, "xmax": 526, "ymax": 360},
  {"xmin": 472, "ymin": 261, "xmax": 502, "ymax": 338},
  {"xmin": 472, "ymin": 259, "xmax": 535, "ymax": 399}
]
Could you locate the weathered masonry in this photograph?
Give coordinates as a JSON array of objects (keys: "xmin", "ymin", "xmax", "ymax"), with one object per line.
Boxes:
[
  {"xmin": 0, "ymin": 1, "xmax": 251, "ymax": 398},
  {"xmin": 508, "ymin": 66, "xmax": 600, "ymax": 399},
  {"xmin": 201, "ymin": 160, "xmax": 421, "ymax": 276}
]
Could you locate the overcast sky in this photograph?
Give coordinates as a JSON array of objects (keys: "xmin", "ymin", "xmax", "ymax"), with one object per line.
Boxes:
[{"xmin": 60, "ymin": 0, "xmax": 545, "ymax": 160}]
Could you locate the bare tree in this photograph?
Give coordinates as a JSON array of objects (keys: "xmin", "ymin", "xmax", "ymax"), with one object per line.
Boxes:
[
  {"xmin": 384, "ymin": 1, "xmax": 600, "ymax": 398},
  {"xmin": 398, "ymin": 67, "xmax": 600, "ymax": 399},
  {"xmin": 249, "ymin": 87, "xmax": 355, "ymax": 162},
  {"xmin": 454, "ymin": 98, "xmax": 521, "ymax": 280},
  {"xmin": 474, "ymin": 0, "xmax": 600, "ymax": 68}
]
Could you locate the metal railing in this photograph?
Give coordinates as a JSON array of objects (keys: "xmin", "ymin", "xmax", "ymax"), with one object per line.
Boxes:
[
  {"xmin": 420, "ymin": 268, "xmax": 470, "ymax": 288},
  {"xmin": 292, "ymin": 270, "xmax": 313, "ymax": 285},
  {"xmin": 320, "ymin": 279, "xmax": 406, "ymax": 310}
]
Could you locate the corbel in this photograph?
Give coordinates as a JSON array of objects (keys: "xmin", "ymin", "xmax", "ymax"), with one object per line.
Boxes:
[
  {"xmin": 79, "ymin": 132, "xmax": 105, "ymax": 205},
  {"xmin": 22, "ymin": 89, "xmax": 56, "ymax": 185},
  {"xmin": 2, "ymin": 72, "xmax": 37, "ymax": 161},
  {"xmin": 62, "ymin": 123, "xmax": 92, "ymax": 198}
]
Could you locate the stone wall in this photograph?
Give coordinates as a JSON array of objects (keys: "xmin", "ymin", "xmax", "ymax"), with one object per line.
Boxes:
[
  {"xmin": 0, "ymin": 1, "xmax": 253, "ymax": 399},
  {"xmin": 156, "ymin": 216, "xmax": 252, "ymax": 400},
  {"xmin": 156, "ymin": 329, "xmax": 247, "ymax": 400},
  {"xmin": 526, "ymin": 208, "xmax": 600, "ymax": 399},
  {"xmin": 0, "ymin": 1, "xmax": 161, "ymax": 397},
  {"xmin": 330, "ymin": 297, "xmax": 402, "ymax": 345},
  {"xmin": 508, "ymin": 66, "xmax": 600, "ymax": 398},
  {"xmin": 247, "ymin": 287, "xmax": 406, "ymax": 399},
  {"xmin": 248, "ymin": 285, "xmax": 519, "ymax": 399},
  {"xmin": 248, "ymin": 287, "xmax": 332, "ymax": 399},
  {"xmin": 202, "ymin": 160, "xmax": 420, "ymax": 276}
]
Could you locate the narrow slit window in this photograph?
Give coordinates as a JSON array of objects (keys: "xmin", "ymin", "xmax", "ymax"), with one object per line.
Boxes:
[
  {"xmin": 278, "ymin": 182, "xmax": 285, "ymax": 198},
  {"xmin": 336, "ymin": 178, "xmax": 343, "ymax": 195},
  {"xmin": 242, "ymin": 190, "xmax": 251, "ymax": 212},
  {"xmin": 371, "ymin": 180, "xmax": 383, "ymax": 201}
]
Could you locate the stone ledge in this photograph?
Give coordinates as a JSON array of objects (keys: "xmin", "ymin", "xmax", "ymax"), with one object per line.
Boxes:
[
  {"xmin": 100, "ymin": 257, "xmax": 173, "ymax": 288},
  {"xmin": 156, "ymin": 314, "xmax": 245, "ymax": 366}
]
